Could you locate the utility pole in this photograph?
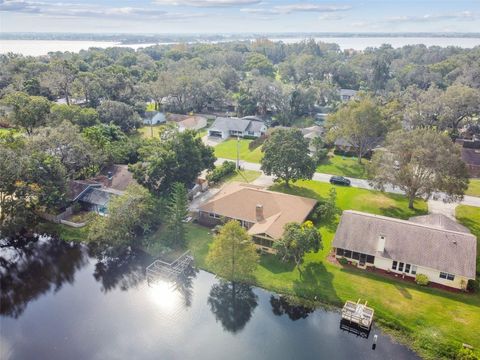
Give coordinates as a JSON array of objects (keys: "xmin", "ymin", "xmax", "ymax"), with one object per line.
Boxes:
[{"xmin": 236, "ymin": 135, "xmax": 240, "ymax": 170}]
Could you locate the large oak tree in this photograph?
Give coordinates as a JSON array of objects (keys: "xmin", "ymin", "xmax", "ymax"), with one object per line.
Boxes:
[
  {"xmin": 369, "ymin": 128, "xmax": 469, "ymax": 209},
  {"xmin": 261, "ymin": 128, "xmax": 315, "ymax": 187}
]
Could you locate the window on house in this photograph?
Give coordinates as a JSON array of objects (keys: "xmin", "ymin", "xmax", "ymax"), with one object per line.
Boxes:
[
  {"xmin": 209, "ymin": 213, "xmax": 220, "ymax": 219},
  {"xmin": 392, "ymin": 261, "xmax": 397, "ymax": 270},
  {"xmin": 336, "ymin": 248, "xmax": 344, "ymax": 256},
  {"xmin": 411, "ymin": 265, "xmax": 417, "ymax": 275},
  {"xmin": 366, "ymin": 255, "xmax": 375, "ymax": 264},
  {"xmin": 405, "ymin": 264, "xmax": 411, "ymax": 273},
  {"xmin": 352, "ymin": 252, "xmax": 360, "ymax": 260},
  {"xmin": 440, "ymin": 272, "xmax": 455, "ymax": 281},
  {"xmin": 344, "ymin": 250, "xmax": 352, "ymax": 258},
  {"xmin": 398, "ymin": 262, "xmax": 404, "ymax": 272}
]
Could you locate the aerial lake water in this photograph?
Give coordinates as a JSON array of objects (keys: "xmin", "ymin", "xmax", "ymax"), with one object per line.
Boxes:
[
  {"xmin": 0, "ymin": 37, "xmax": 479, "ymax": 56},
  {"xmin": 0, "ymin": 237, "xmax": 420, "ymax": 360}
]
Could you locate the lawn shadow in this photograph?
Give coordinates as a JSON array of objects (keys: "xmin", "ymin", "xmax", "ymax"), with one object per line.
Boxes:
[
  {"xmin": 292, "ymin": 262, "xmax": 341, "ymax": 305},
  {"xmin": 260, "ymin": 254, "xmax": 296, "ymax": 274},
  {"xmin": 380, "ymin": 205, "xmax": 426, "ymax": 220},
  {"xmin": 394, "ymin": 283, "xmax": 412, "ymax": 299},
  {"xmin": 269, "ymin": 183, "xmax": 322, "ymax": 201}
]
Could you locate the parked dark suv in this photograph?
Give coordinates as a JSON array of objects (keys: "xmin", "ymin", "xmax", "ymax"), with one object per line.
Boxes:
[{"xmin": 329, "ymin": 176, "xmax": 351, "ymax": 186}]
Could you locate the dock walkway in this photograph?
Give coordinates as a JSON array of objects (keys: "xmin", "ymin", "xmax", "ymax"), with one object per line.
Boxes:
[{"xmin": 341, "ymin": 299, "xmax": 374, "ymax": 330}]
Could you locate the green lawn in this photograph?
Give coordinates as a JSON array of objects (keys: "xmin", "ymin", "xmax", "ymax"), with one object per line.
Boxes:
[
  {"xmin": 270, "ymin": 180, "xmax": 427, "ymax": 219},
  {"xmin": 466, "ymin": 179, "xmax": 480, "ymax": 197},
  {"xmin": 316, "ymin": 154, "xmax": 369, "ymax": 179},
  {"xmin": 456, "ymin": 205, "xmax": 480, "ymax": 275},
  {"xmin": 36, "ymin": 221, "xmax": 91, "ymax": 243},
  {"xmin": 138, "ymin": 125, "xmax": 165, "ymax": 139},
  {"xmin": 225, "ymin": 169, "xmax": 261, "ymax": 183},
  {"xmin": 186, "ymin": 181, "xmax": 480, "ymax": 359},
  {"xmin": 214, "ymin": 139, "xmax": 264, "ymax": 163}
]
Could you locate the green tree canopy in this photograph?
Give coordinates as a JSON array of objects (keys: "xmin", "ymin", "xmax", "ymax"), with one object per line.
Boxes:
[
  {"xmin": 206, "ymin": 220, "xmax": 259, "ymax": 283},
  {"xmin": 261, "ymin": 128, "xmax": 315, "ymax": 187},
  {"xmin": 164, "ymin": 182, "xmax": 189, "ymax": 248},
  {"xmin": 368, "ymin": 128, "xmax": 469, "ymax": 209},
  {"xmin": 326, "ymin": 95, "xmax": 387, "ymax": 164},
  {"xmin": 88, "ymin": 184, "xmax": 158, "ymax": 253},
  {"xmin": 48, "ymin": 104, "xmax": 99, "ymax": 128},
  {"xmin": 2, "ymin": 92, "xmax": 51, "ymax": 135},
  {"xmin": 97, "ymin": 100, "xmax": 142, "ymax": 133},
  {"xmin": 130, "ymin": 130, "xmax": 215, "ymax": 195},
  {"xmin": 273, "ymin": 221, "xmax": 322, "ymax": 270}
]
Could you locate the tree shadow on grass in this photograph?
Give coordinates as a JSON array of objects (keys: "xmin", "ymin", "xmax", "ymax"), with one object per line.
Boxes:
[
  {"xmin": 394, "ymin": 283, "xmax": 412, "ymax": 299},
  {"xmin": 292, "ymin": 262, "xmax": 341, "ymax": 306},
  {"xmin": 269, "ymin": 183, "xmax": 322, "ymax": 201},
  {"xmin": 380, "ymin": 205, "xmax": 426, "ymax": 220},
  {"xmin": 260, "ymin": 253, "xmax": 296, "ymax": 274}
]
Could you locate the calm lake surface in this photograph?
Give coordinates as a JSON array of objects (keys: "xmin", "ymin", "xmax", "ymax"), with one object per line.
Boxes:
[
  {"xmin": 1, "ymin": 37, "xmax": 479, "ymax": 56},
  {"xmin": 0, "ymin": 237, "xmax": 420, "ymax": 360}
]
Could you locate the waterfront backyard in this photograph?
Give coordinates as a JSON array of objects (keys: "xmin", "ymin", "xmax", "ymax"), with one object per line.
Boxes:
[
  {"xmin": 183, "ymin": 181, "xmax": 480, "ymax": 360},
  {"xmin": 31, "ymin": 179, "xmax": 480, "ymax": 360}
]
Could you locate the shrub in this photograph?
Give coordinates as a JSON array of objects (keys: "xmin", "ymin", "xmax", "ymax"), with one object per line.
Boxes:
[
  {"xmin": 248, "ymin": 135, "xmax": 266, "ymax": 150},
  {"xmin": 338, "ymin": 257, "xmax": 349, "ymax": 265},
  {"xmin": 206, "ymin": 161, "xmax": 236, "ymax": 183},
  {"xmin": 456, "ymin": 347, "xmax": 478, "ymax": 360},
  {"xmin": 415, "ymin": 273, "xmax": 429, "ymax": 286},
  {"xmin": 467, "ymin": 279, "xmax": 479, "ymax": 293}
]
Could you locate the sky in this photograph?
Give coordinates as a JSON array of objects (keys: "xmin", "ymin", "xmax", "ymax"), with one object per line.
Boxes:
[{"xmin": 0, "ymin": 0, "xmax": 479, "ymax": 34}]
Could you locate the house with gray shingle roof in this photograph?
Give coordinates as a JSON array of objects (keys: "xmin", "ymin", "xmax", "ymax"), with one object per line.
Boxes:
[
  {"xmin": 208, "ymin": 117, "xmax": 267, "ymax": 139},
  {"xmin": 333, "ymin": 210, "xmax": 477, "ymax": 290}
]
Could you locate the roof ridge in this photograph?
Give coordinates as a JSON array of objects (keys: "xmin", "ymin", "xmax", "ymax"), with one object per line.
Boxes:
[{"xmin": 343, "ymin": 210, "xmax": 476, "ymax": 239}]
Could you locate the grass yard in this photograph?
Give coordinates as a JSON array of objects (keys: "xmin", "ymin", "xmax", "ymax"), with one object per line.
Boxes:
[
  {"xmin": 466, "ymin": 179, "xmax": 480, "ymax": 197},
  {"xmin": 185, "ymin": 180, "xmax": 480, "ymax": 359},
  {"xmin": 456, "ymin": 205, "xmax": 480, "ymax": 275},
  {"xmin": 36, "ymin": 221, "xmax": 91, "ymax": 243},
  {"xmin": 270, "ymin": 180, "xmax": 427, "ymax": 219},
  {"xmin": 138, "ymin": 125, "xmax": 165, "ymax": 139},
  {"xmin": 316, "ymin": 154, "xmax": 369, "ymax": 179},
  {"xmin": 214, "ymin": 138, "xmax": 264, "ymax": 163},
  {"xmin": 224, "ymin": 169, "xmax": 261, "ymax": 183}
]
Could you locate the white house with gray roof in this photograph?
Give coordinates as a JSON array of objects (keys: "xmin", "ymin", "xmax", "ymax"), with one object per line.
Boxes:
[
  {"xmin": 208, "ymin": 117, "xmax": 267, "ymax": 139},
  {"xmin": 333, "ymin": 211, "xmax": 477, "ymax": 290}
]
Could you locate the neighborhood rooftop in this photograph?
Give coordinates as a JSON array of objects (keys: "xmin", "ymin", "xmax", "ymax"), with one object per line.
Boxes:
[
  {"xmin": 333, "ymin": 210, "xmax": 477, "ymax": 279},
  {"xmin": 199, "ymin": 182, "xmax": 317, "ymax": 240},
  {"xmin": 210, "ymin": 117, "xmax": 254, "ymax": 133}
]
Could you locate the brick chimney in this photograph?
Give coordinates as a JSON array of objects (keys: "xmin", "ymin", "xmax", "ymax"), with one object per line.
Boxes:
[{"xmin": 256, "ymin": 204, "xmax": 264, "ymax": 221}]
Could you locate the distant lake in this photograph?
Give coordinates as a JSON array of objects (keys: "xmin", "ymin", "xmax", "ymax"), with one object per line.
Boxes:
[
  {"xmin": 0, "ymin": 237, "xmax": 419, "ymax": 360},
  {"xmin": 0, "ymin": 40, "xmax": 159, "ymax": 56},
  {"xmin": 0, "ymin": 36, "xmax": 479, "ymax": 56}
]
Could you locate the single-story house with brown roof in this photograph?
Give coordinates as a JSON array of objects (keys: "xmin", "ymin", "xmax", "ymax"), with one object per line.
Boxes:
[
  {"xmin": 198, "ymin": 182, "xmax": 317, "ymax": 253},
  {"xmin": 333, "ymin": 210, "xmax": 477, "ymax": 290},
  {"xmin": 67, "ymin": 165, "xmax": 137, "ymax": 215}
]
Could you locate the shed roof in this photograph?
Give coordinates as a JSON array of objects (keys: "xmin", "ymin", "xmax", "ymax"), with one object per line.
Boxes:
[{"xmin": 333, "ymin": 210, "xmax": 477, "ymax": 278}]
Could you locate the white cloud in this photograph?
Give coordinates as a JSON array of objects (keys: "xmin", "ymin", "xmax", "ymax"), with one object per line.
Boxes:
[
  {"xmin": 274, "ymin": 3, "xmax": 351, "ymax": 13},
  {"xmin": 387, "ymin": 11, "xmax": 478, "ymax": 23},
  {"xmin": 241, "ymin": 3, "xmax": 351, "ymax": 16},
  {"xmin": 153, "ymin": 0, "xmax": 261, "ymax": 7}
]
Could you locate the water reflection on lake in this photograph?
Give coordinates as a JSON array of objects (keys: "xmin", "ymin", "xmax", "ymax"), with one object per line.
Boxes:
[{"xmin": 0, "ymin": 237, "xmax": 419, "ymax": 360}]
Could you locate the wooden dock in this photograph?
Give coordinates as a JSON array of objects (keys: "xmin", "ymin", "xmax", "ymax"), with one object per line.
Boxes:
[
  {"xmin": 146, "ymin": 250, "xmax": 194, "ymax": 284},
  {"xmin": 341, "ymin": 299, "xmax": 374, "ymax": 330}
]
